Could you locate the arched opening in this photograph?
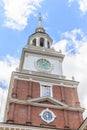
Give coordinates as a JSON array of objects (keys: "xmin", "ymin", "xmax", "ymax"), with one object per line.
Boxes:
[
  {"xmin": 32, "ymin": 38, "xmax": 36, "ymax": 46},
  {"xmin": 40, "ymin": 38, "xmax": 44, "ymax": 47},
  {"xmin": 48, "ymin": 41, "xmax": 50, "ymax": 48}
]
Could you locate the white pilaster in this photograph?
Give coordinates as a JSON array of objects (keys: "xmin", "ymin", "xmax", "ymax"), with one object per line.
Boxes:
[
  {"xmin": 36, "ymin": 37, "xmax": 40, "ymax": 46},
  {"xmin": 44, "ymin": 38, "xmax": 48, "ymax": 48}
]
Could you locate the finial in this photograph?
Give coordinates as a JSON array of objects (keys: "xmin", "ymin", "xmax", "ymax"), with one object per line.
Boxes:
[
  {"xmin": 35, "ymin": 13, "xmax": 45, "ymax": 33},
  {"xmin": 38, "ymin": 13, "xmax": 42, "ymax": 27}
]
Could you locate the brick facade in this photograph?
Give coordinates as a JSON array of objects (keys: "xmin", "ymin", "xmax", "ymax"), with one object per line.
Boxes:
[
  {"xmin": 12, "ymin": 80, "xmax": 80, "ymax": 107},
  {"xmin": 6, "ymin": 79, "xmax": 83, "ymax": 129},
  {"xmin": 7, "ymin": 103, "xmax": 83, "ymax": 129}
]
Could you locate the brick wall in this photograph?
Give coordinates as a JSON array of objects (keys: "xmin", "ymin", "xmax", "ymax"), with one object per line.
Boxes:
[
  {"xmin": 12, "ymin": 79, "xmax": 40, "ymax": 100},
  {"xmin": 53, "ymin": 85, "xmax": 80, "ymax": 107},
  {"xmin": 7, "ymin": 79, "xmax": 83, "ymax": 129},
  {"xmin": 7, "ymin": 104, "xmax": 82, "ymax": 129},
  {"xmin": 12, "ymin": 80, "xmax": 80, "ymax": 107}
]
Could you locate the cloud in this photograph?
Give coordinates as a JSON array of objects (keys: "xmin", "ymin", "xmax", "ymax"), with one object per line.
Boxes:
[
  {"xmin": 53, "ymin": 29, "xmax": 87, "ymax": 118},
  {"xmin": 79, "ymin": 0, "xmax": 87, "ymax": 14},
  {"xmin": 0, "ymin": 55, "xmax": 19, "ymax": 121},
  {"xmin": 68, "ymin": 0, "xmax": 75, "ymax": 6},
  {"xmin": 0, "ymin": 88, "xmax": 8, "ymax": 121},
  {"xmin": 0, "ymin": 55, "xmax": 19, "ymax": 86},
  {"xmin": 68, "ymin": 0, "xmax": 87, "ymax": 14},
  {"xmin": 0, "ymin": 0, "xmax": 43, "ymax": 30},
  {"xmin": 53, "ymin": 29, "xmax": 86, "ymax": 55}
]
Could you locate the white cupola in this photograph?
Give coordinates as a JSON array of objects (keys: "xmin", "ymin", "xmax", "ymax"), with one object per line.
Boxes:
[{"xmin": 27, "ymin": 14, "xmax": 53, "ymax": 49}]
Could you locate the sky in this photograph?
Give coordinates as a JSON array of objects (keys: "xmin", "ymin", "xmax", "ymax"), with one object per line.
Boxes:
[{"xmin": 0, "ymin": 0, "xmax": 87, "ymax": 122}]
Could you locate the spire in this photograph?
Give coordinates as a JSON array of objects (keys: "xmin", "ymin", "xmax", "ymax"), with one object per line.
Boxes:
[
  {"xmin": 38, "ymin": 13, "xmax": 42, "ymax": 27},
  {"xmin": 35, "ymin": 13, "xmax": 45, "ymax": 33}
]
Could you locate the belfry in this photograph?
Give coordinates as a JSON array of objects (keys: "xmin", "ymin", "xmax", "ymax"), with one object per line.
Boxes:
[{"xmin": 0, "ymin": 15, "xmax": 87, "ymax": 130}]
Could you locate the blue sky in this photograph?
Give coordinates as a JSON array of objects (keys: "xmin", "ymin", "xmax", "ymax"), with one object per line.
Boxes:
[{"xmin": 0, "ymin": 0, "xmax": 87, "ymax": 121}]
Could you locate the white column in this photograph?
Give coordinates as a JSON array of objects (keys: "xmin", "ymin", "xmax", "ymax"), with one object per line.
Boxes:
[
  {"xmin": 30, "ymin": 40, "xmax": 32, "ymax": 45},
  {"xmin": 44, "ymin": 38, "xmax": 48, "ymax": 48},
  {"xmin": 49, "ymin": 42, "xmax": 51, "ymax": 48},
  {"xmin": 36, "ymin": 37, "xmax": 40, "ymax": 46},
  {"xmin": 59, "ymin": 59, "xmax": 63, "ymax": 75}
]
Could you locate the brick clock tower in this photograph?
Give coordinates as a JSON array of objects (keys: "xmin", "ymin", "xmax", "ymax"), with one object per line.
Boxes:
[{"xmin": 2, "ymin": 15, "xmax": 85, "ymax": 130}]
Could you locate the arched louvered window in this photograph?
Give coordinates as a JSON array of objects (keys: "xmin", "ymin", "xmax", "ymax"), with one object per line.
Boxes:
[
  {"xmin": 48, "ymin": 41, "xmax": 50, "ymax": 48},
  {"xmin": 32, "ymin": 38, "xmax": 36, "ymax": 46},
  {"xmin": 40, "ymin": 38, "xmax": 44, "ymax": 47}
]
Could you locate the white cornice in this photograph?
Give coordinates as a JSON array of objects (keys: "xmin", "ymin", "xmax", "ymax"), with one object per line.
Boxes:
[
  {"xmin": 8, "ymin": 98, "xmax": 84, "ymax": 112},
  {"xmin": 12, "ymin": 71, "xmax": 79, "ymax": 88},
  {"xmin": 28, "ymin": 96, "xmax": 68, "ymax": 107},
  {"xmin": 24, "ymin": 46, "xmax": 65, "ymax": 59}
]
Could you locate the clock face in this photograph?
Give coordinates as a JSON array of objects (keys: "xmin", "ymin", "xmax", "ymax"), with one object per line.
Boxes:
[
  {"xmin": 43, "ymin": 111, "xmax": 52, "ymax": 122},
  {"xmin": 40, "ymin": 108, "xmax": 56, "ymax": 123},
  {"xmin": 36, "ymin": 59, "xmax": 52, "ymax": 71}
]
